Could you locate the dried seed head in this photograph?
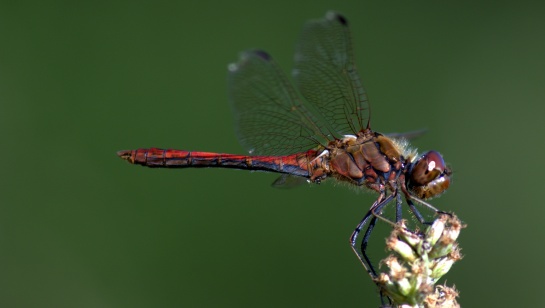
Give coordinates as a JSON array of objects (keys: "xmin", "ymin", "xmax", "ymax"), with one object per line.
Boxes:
[
  {"xmin": 388, "ymin": 235, "xmax": 418, "ymax": 263},
  {"xmin": 424, "ymin": 284, "xmax": 460, "ymax": 308},
  {"xmin": 426, "ymin": 215, "xmax": 447, "ymax": 246},
  {"xmin": 375, "ymin": 214, "xmax": 464, "ymax": 307}
]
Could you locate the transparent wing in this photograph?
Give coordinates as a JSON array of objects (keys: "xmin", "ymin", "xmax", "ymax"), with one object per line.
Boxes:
[
  {"xmin": 385, "ymin": 129, "xmax": 427, "ymax": 140},
  {"xmin": 271, "ymin": 174, "xmax": 309, "ymax": 188},
  {"xmin": 293, "ymin": 11, "xmax": 369, "ymax": 136},
  {"xmin": 228, "ymin": 50, "xmax": 331, "ymax": 156}
]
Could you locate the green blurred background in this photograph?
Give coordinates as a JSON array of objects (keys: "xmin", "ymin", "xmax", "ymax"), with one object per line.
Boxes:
[{"xmin": 2, "ymin": 0, "xmax": 544, "ymax": 307}]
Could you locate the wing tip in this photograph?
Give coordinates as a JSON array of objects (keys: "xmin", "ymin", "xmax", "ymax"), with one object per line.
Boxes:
[
  {"xmin": 230, "ymin": 50, "xmax": 272, "ymax": 70},
  {"xmin": 325, "ymin": 11, "xmax": 348, "ymax": 26},
  {"xmin": 251, "ymin": 49, "xmax": 272, "ymax": 61}
]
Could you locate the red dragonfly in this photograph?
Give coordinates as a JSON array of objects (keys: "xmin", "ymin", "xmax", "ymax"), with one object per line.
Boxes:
[{"xmin": 118, "ymin": 12, "xmax": 451, "ymax": 285}]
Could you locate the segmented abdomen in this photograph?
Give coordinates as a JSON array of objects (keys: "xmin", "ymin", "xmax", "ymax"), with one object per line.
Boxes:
[{"xmin": 118, "ymin": 148, "xmax": 320, "ymax": 178}]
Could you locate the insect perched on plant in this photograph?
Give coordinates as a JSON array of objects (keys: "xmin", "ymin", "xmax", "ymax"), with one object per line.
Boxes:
[{"xmin": 118, "ymin": 11, "xmax": 452, "ymax": 302}]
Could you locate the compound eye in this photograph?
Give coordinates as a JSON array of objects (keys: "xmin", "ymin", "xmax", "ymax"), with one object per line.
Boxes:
[{"xmin": 409, "ymin": 151, "xmax": 447, "ymax": 186}]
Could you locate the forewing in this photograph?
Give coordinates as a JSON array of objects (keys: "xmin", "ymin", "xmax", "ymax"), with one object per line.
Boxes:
[
  {"xmin": 228, "ymin": 50, "xmax": 330, "ymax": 156},
  {"xmin": 293, "ymin": 11, "xmax": 369, "ymax": 136}
]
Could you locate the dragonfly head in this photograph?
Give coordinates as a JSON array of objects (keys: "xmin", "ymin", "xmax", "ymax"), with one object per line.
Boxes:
[
  {"xmin": 117, "ymin": 150, "xmax": 135, "ymax": 164},
  {"xmin": 406, "ymin": 150, "xmax": 451, "ymax": 199}
]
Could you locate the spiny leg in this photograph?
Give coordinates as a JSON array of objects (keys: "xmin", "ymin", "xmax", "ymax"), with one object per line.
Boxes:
[
  {"xmin": 408, "ymin": 194, "xmax": 451, "ymax": 216},
  {"xmin": 349, "ymin": 205, "xmax": 378, "ymax": 278},
  {"xmin": 353, "ymin": 212, "xmax": 391, "ymax": 306},
  {"xmin": 406, "ymin": 198, "xmax": 428, "ymax": 224},
  {"xmin": 360, "ymin": 193, "xmax": 399, "ymax": 276},
  {"xmin": 360, "ymin": 195, "xmax": 397, "ymax": 307},
  {"xmin": 406, "ymin": 197, "xmax": 452, "ymax": 225},
  {"xmin": 360, "ymin": 215, "xmax": 379, "ymax": 277},
  {"xmin": 395, "ymin": 192, "xmax": 403, "ymax": 223},
  {"xmin": 371, "ymin": 192, "xmax": 403, "ymax": 228},
  {"xmin": 350, "ymin": 193, "xmax": 394, "ymax": 277}
]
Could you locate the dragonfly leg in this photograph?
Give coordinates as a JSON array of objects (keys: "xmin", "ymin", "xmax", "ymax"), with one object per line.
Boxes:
[
  {"xmin": 395, "ymin": 193, "xmax": 403, "ymax": 223},
  {"xmin": 406, "ymin": 198, "xmax": 428, "ymax": 224},
  {"xmin": 349, "ymin": 192, "xmax": 395, "ymax": 278},
  {"xmin": 406, "ymin": 197, "xmax": 452, "ymax": 225},
  {"xmin": 359, "ymin": 194, "xmax": 396, "ymax": 306},
  {"xmin": 349, "ymin": 207, "xmax": 377, "ymax": 278},
  {"xmin": 360, "ymin": 215, "xmax": 379, "ymax": 277},
  {"xmin": 359, "ymin": 192, "xmax": 397, "ymax": 277}
]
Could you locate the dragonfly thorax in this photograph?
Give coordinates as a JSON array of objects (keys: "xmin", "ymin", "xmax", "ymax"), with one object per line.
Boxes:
[{"xmin": 322, "ymin": 130, "xmax": 406, "ymax": 192}]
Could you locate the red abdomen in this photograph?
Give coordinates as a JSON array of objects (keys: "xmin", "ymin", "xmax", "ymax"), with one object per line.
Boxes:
[{"xmin": 117, "ymin": 148, "xmax": 320, "ymax": 178}]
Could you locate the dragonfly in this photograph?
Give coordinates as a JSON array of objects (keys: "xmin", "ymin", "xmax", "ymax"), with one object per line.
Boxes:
[{"xmin": 118, "ymin": 11, "xmax": 451, "ymax": 292}]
